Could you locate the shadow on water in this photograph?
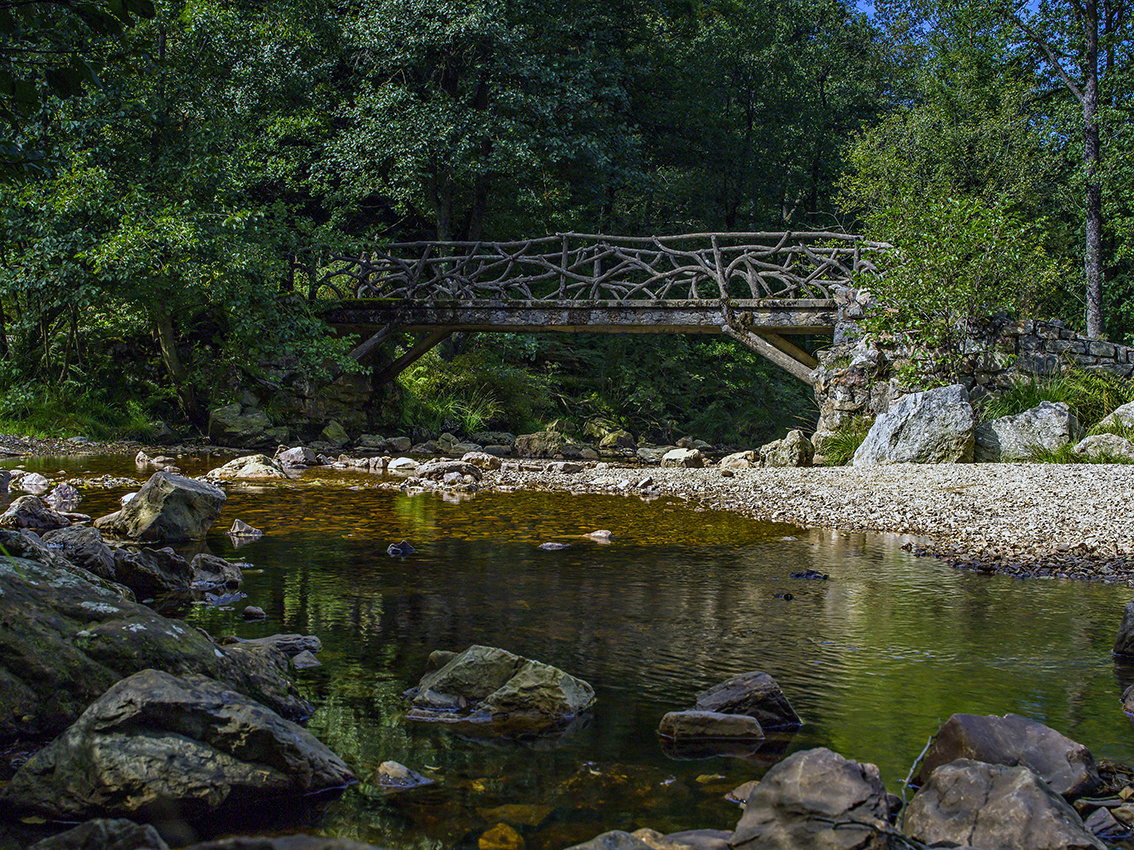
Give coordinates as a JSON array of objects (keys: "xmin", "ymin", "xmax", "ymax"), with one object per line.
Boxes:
[{"xmin": 4, "ymin": 454, "xmax": 1134, "ymax": 848}]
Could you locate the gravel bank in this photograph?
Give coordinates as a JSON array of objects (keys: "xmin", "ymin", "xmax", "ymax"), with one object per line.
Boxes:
[{"xmin": 464, "ymin": 462, "xmax": 1134, "ymax": 586}]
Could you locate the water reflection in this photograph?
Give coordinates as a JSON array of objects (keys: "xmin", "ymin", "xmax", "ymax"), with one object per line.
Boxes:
[{"xmin": 4, "ymin": 456, "xmax": 1134, "ymax": 849}]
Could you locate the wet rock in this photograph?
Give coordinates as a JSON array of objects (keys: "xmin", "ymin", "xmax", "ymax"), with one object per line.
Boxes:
[
  {"xmin": 0, "ymin": 495, "xmax": 72, "ymax": 532},
  {"xmin": 387, "ymin": 457, "xmax": 417, "ymax": 472},
  {"xmin": 222, "ymin": 633, "xmax": 322, "ymax": 658},
  {"xmin": 1073, "ymin": 433, "xmax": 1134, "ymax": 461},
  {"xmin": 539, "ymin": 542, "xmax": 570, "ymax": 551},
  {"xmin": 28, "ymin": 818, "xmax": 169, "ymax": 850},
  {"xmin": 243, "ymin": 606, "xmax": 267, "ymax": 620},
  {"xmin": 1113, "ymin": 599, "xmax": 1134, "ymax": 656},
  {"xmin": 588, "ymin": 530, "xmax": 613, "ymax": 542},
  {"xmin": 0, "ymin": 468, "xmax": 8, "ymax": 496},
  {"xmin": 228, "ymin": 518, "xmax": 263, "ymax": 540},
  {"xmin": 760, "ymin": 430, "xmax": 814, "ymax": 468},
  {"xmin": 790, "ymin": 569, "xmax": 828, "ymax": 580},
  {"xmin": 661, "ymin": 448, "xmax": 704, "ymax": 468},
  {"xmin": 387, "ymin": 540, "xmax": 416, "ymax": 556},
  {"xmin": 405, "ymin": 644, "xmax": 595, "ymax": 735},
  {"xmin": 566, "ymin": 832, "xmax": 653, "ymax": 850},
  {"xmin": 914, "ymin": 713, "xmax": 1100, "ymax": 800},
  {"xmin": 112, "ymin": 546, "xmax": 196, "ymax": 597},
  {"xmin": 463, "ymin": 451, "xmax": 503, "ymax": 470},
  {"xmin": 656, "ymin": 710, "xmax": 764, "ymax": 741},
  {"xmin": 292, "ymin": 650, "xmax": 320, "ymax": 669},
  {"xmin": 975, "ymin": 401, "xmax": 1079, "ymax": 462},
  {"xmin": 0, "ymin": 669, "xmax": 356, "ymax": 820},
  {"xmin": 693, "ymin": 671, "xmax": 801, "ymax": 729},
  {"xmin": 320, "ymin": 420, "xmax": 350, "ymax": 447},
  {"xmin": 205, "ymin": 454, "xmax": 290, "ymax": 481},
  {"xmin": 479, "ymin": 823, "xmax": 524, "ymax": 850},
  {"xmin": 276, "ymin": 446, "xmax": 317, "ymax": 467},
  {"xmin": 191, "ymin": 553, "xmax": 243, "ymax": 589},
  {"xmin": 730, "ymin": 747, "xmax": 894, "ymax": 850},
  {"xmin": 0, "ymin": 555, "xmax": 310, "ymax": 744},
  {"xmin": 183, "ymin": 836, "xmax": 387, "ymax": 850},
  {"xmin": 853, "ymin": 384, "xmax": 976, "ymax": 465},
  {"xmin": 41, "ymin": 526, "xmax": 117, "ymax": 579},
  {"xmin": 633, "ymin": 829, "xmax": 730, "ymax": 850},
  {"xmin": 371, "ymin": 760, "xmax": 434, "ymax": 792},
  {"xmin": 15, "ymin": 471, "xmax": 51, "ymax": 495},
  {"xmin": 904, "ymin": 759, "xmax": 1104, "ymax": 850},
  {"xmin": 94, "ymin": 472, "xmax": 226, "ymax": 543},
  {"xmin": 44, "ymin": 482, "xmax": 81, "ymax": 512},
  {"xmin": 413, "ymin": 460, "xmax": 483, "ymax": 481}
]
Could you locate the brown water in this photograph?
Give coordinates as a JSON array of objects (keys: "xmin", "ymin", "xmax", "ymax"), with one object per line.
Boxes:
[{"xmin": 6, "ymin": 453, "xmax": 1134, "ymax": 848}]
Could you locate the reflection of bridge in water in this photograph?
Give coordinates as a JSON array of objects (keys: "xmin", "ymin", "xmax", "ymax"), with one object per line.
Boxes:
[{"xmin": 308, "ymin": 231, "xmax": 885, "ymax": 386}]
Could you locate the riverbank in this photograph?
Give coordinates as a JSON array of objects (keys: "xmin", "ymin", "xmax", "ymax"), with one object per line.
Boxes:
[
  {"xmin": 464, "ymin": 462, "xmax": 1134, "ymax": 585},
  {"xmin": 5, "ymin": 431, "xmax": 1133, "ymax": 585}
]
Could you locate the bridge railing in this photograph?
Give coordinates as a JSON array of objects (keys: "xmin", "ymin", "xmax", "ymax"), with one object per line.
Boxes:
[{"xmin": 295, "ymin": 231, "xmax": 887, "ymax": 303}]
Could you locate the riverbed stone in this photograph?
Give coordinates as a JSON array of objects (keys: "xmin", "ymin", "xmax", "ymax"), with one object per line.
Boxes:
[
  {"xmin": 974, "ymin": 401, "xmax": 1079, "ymax": 462},
  {"xmin": 41, "ymin": 526, "xmax": 117, "ymax": 579},
  {"xmin": 462, "ymin": 451, "xmax": 503, "ymax": 470},
  {"xmin": 276, "ymin": 446, "xmax": 317, "ymax": 467},
  {"xmin": 387, "ymin": 457, "xmax": 418, "ymax": 472},
  {"xmin": 719, "ymin": 451, "xmax": 756, "ymax": 470},
  {"xmin": 730, "ymin": 747, "xmax": 894, "ymax": 850},
  {"xmin": 191, "ymin": 552, "xmax": 244, "ymax": 589},
  {"xmin": 45, "ymin": 482, "xmax": 81, "ymax": 512},
  {"xmin": 413, "ymin": 460, "xmax": 483, "ymax": 481},
  {"xmin": 1096, "ymin": 401, "xmax": 1134, "ymax": 431},
  {"xmin": 853, "ymin": 384, "xmax": 976, "ymax": 465},
  {"xmin": 566, "ymin": 832, "xmax": 654, "ymax": 850},
  {"xmin": 406, "ymin": 645, "xmax": 594, "ymax": 734},
  {"xmin": 1114, "ymin": 599, "xmax": 1134, "ymax": 657},
  {"xmin": 371, "ymin": 760, "xmax": 434, "ymax": 792},
  {"xmin": 28, "ymin": 818, "xmax": 170, "ymax": 850},
  {"xmin": 0, "ymin": 495, "xmax": 72, "ymax": 532},
  {"xmin": 661, "ymin": 448, "xmax": 704, "ymax": 468},
  {"xmin": 94, "ymin": 472, "xmax": 226, "ymax": 543},
  {"xmin": 1072, "ymin": 433, "xmax": 1134, "ymax": 461},
  {"xmin": 0, "ymin": 555, "xmax": 310, "ymax": 744},
  {"xmin": 183, "ymin": 838, "xmax": 387, "ymax": 850},
  {"xmin": 204, "ymin": 454, "xmax": 290, "ymax": 481},
  {"xmin": 657, "ymin": 710, "xmax": 764, "ymax": 741},
  {"xmin": 693, "ymin": 671, "xmax": 801, "ymax": 729},
  {"xmin": 913, "ymin": 713, "xmax": 1100, "ymax": 800},
  {"xmin": 15, "ymin": 471, "xmax": 51, "ymax": 495},
  {"xmin": 904, "ymin": 759, "xmax": 1105, "ymax": 850},
  {"xmin": 1, "ymin": 669, "xmax": 357, "ymax": 820},
  {"xmin": 759, "ymin": 430, "xmax": 814, "ymax": 468},
  {"xmin": 208, "ymin": 404, "xmax": 276, "ymax": 449}
]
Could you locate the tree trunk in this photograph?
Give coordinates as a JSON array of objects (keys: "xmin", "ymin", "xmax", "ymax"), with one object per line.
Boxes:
[
  {"xmin": 1083, "ymin": 0, "xmax": 1104, "ymax": 339},
  {"xmin": 151, "ymin": 307, "xmax": 203, "ymax": 425}
]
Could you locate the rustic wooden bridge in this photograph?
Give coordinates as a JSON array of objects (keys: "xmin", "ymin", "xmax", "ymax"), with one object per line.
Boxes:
[{"xmin": 308, "ymin": 231, "xmax": 884, "ymax": 385}]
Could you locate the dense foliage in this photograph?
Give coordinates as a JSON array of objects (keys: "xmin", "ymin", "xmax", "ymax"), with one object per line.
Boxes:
[{"xmin": 0, "ymin": 0, "xmax": 1130, "ymax": 442}]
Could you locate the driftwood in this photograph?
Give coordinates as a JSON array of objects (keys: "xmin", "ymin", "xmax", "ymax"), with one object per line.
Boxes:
[{"xmin": 294, "ymin": 232, "xmax": 887, "ymax": 303}]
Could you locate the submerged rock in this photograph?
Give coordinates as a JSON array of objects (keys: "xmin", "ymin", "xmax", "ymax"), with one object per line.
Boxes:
[
  {"xmin": 1, "ymin": 669, "xmax": 357, "ymax": 820},
  {"xmin": 370, "ymin": 760, "xmax": 434, "ymax": 792},
  {"xmin": 405, "ymin": 644, "xmax": 595, "ymax": 735},
  {"xmin": 656, "ymin": 710, "xmax": 764, "ymax": 741},
  {"xmin": 27, "ymin": 818, "xmax": 169, "ymax": 850},
  {"xmin": 913, "ymin": 713, "xmax": 1100, "ymax": 800},
  {"xmin": 204, "ymin": 454, "xmax": 290, "ymax": 481},
  {"xmin": 94, "ymin": 472, "xmax": 226, "ymax": 543},
  {"xmin": 904, "ymin": 759, "xmax": 1104, "ymax": 850},
  {"xmin": 693, "ymin": 671, "xmax": 801, "ymax": 729}
]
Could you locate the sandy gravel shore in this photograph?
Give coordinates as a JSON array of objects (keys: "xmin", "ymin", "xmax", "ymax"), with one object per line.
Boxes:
[{"xmin": 470, "ymin": 462, "xmax": 1134, "ymax": 585}]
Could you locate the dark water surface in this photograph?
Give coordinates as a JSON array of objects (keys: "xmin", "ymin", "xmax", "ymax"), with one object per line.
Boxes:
[{"xmin": 7, "ymin": 453, "xmax": 1134, "ymax": 848}]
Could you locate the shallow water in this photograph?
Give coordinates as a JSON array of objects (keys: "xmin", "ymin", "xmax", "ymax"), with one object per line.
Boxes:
[{"xmin": 6, "ymin": 453, "xmax": 1134, "ymax": 848}]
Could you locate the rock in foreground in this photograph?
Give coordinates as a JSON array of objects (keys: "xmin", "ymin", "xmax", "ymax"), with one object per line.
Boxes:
[
  {"xmin": 913, "ymin": 713, "xmax": 1100, "ymax": 800},
  {"xmin": 904, "ymin": 759, "xmax": 1104, "ymax": 850},
  {"xmin": 853, "ymin": 384, "xmax": 976, "ymax": 466},
  {"xmin": 730, "ymin": 747, "xmax": 894, "ymax": 850},
  {"xmin": 405, "ymin": 644, "xmax": 594, "ymax": 735},
  {"xmin": 2, "ymin": 669, "xmax": 357, "ymax": 820},
  {"xmin": 95, "ymin": 472, "xmax": 226, "ymax": 543}
]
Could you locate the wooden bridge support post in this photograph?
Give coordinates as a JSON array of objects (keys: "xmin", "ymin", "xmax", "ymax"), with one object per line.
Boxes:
[
  {"xmin": 723, "ymin": 326, "xmax": 817, "ymax": 385},
  {"xmin": 372, "ymin": 329, "xmax": 453, "ymax": 388}
]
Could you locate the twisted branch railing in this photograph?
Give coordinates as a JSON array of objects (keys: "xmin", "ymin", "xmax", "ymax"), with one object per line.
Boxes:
[{"xmin": 295, "ymin": 232, "xmax": 886, "ymax": 303}]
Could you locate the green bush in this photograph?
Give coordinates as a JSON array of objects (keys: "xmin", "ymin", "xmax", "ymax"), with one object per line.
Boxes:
[{"xmin": 981, "ymin": 369, "xmax": 1134, "ymax": 431}]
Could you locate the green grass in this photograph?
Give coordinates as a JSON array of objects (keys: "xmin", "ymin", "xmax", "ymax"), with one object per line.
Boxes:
[
  {"xmin": 0, "ymin": 385, "xmax": 159, "ymax": 441},
  {"xmin": 821, "ymin": 417, "xmax": 874, "ymax": 466},
  {"xmin": 1026, "ymin": 442, "xmax": 1134, "ymax": 464},
  {"xmin": 981, "ymin": 368, "xmax": 1134, "ymax": 431}
]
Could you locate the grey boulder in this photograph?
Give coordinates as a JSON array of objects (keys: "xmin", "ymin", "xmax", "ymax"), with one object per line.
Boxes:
[
  {"xmin": 1, "ymin": 669, "xmax": 356, "ymax": 819},
  {"xmin": 913, "ymin": 713, "xmax": 1100, "ymax": 800},
  {"xmin": 41, "ymin": 526, "xmax": 117, "ymax": 579},
  {"xmin": 1072, "ymin": 433, "xmax": 1134, "ymax": 461},
  {"xmin": 0, "ymin": 495, "xmax": 72, "ymax": 532},
  {"xmin": 204, "ymin": 454, "xmax": 290, "ymax": 481},
  {"xmin": 759, "ymin": 430, "xmax": 814, "ymax": 468},
  {"xmin": 1113, "ymin": 598, "xmax": 1134, "ymax": 656},
  {"xmin": 694, "ymin": 671, "xmax": 801, "ymax": 729},
  {"xmin": 730, "ymin": 747, "xmax": 894, "ymax": 850},
  {"xmin": 853, "ymin": 384, "xmax": 976, "ymax": 465},
  {"xmin": 95, "ymin": 472, "xmax": 226, "ymax": 543},
  {"xmin": 28, "ymin": 818, "xmax": 169, "ymax": 850},
  {"xmin": 975, "ymin": 401, "xmax": 1080, "ymax": 462},
  {"xmin": 656, "ymin": 710, "xmax": 764, "ymax": 741},
  {"xmin": 904, "ymin": 759, "xmax": 1104, "ymax": 850}
]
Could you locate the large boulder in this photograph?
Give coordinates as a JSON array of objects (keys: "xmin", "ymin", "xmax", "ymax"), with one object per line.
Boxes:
[
  {"xmin": 94, "ymin": 472, "xmax": 226, "ymax": 543},
  {"xmin": 719, "ymin": 451, "xmax": 757, "ymax": 470},
  {"xmin": 729, "ymin": 747, "xmax": 894, "ymax": 850},
  {"xmin": 1096, "ymin": 400, "xmax": 1134, "ymax": 431},
  {"xmin": 975, "ymin": 401, "xmax": 1080, "ymax": 462},
  {"xmin": 207, "ymin": 404, "xmax": 283, "ymax": 449},
  {"xmin": 276, "ymin": 446, "xmax": 317, "ymax": 467},
  {"xmin": 0, "ymin": 495, "xmax": 72, "ymax": 532},
  {"xmin": 694, "ymin": 671, "xmax": 801, "ymax": 729},
  {"xmin": 1, "ymin": 669, "xmax": 356, "ymax": 820},
  {"xmin": 904, "ymin": 759, "xmax": 1104, "ymax": 850},
  {"xmin": 656, "ymin": 710, "xmax": 764, "ymax": 741},
  {"xmin": 759, "ymin": 430, "xmax": 814, "ymax": 468},
  {"xmin": 204, "ymin": 454, "xmax": 290, "ymax": 481},
  {"xmin": 41, "ymin": 526, "xmax": 117, "ymax": 579},
  {"xmin": 661, "ymin": 448, "xmax": 705, "ymax": 468},
  {"xmin": 514, "ymin": 430, "xmax": 587, "ymax": 459},
  {"xmin": 913, "ymin": 713, "xmax": 1100, "ymax": 800},
  {"xmin": 853, "ymin": 384, "xmax": 976, "ymax": 465},
  {"xmin": 110, "ymin": 546, "xmax": 196, "ymax": 597},
  {"xmin": 0, "ymin": 554, "xmax": 310, "ymax": 744},
  {"xmin": 405, "ymin": 645, "xmax": 595, "ymax": 735}
]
